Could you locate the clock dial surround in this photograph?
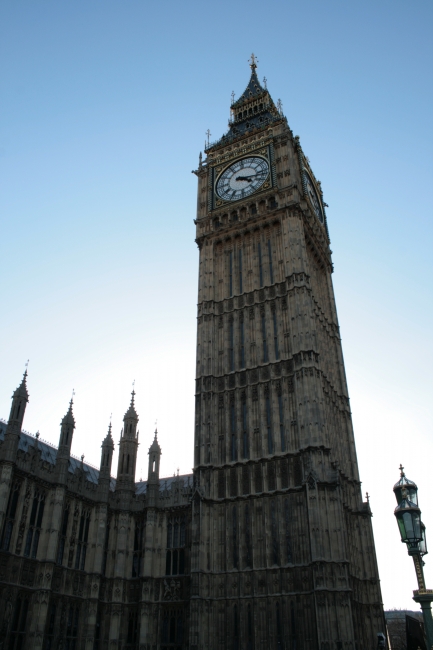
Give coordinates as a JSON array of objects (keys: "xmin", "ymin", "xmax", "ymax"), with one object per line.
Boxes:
[
  {"xmin": 304, "ymin": 172, "xmax": 324, "ymax": 223},
  {"xmin": 216, "ymin": 156, "xmax": 270, "ymax": 202}
]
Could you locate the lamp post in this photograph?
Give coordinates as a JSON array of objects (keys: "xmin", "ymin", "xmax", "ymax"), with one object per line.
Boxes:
[{"xmin": 393, "ymin": 465, "xmax": 433, "ymax": 649}]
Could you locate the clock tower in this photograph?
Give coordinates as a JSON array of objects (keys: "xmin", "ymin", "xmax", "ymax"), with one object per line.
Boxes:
[{"xmin": 191, "ymin": 56, "xmax": 385, "ymax": 649}]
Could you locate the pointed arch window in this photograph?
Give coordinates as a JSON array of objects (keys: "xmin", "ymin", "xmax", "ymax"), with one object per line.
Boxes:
[
  {"xmin": 102, "ymin": 516, "xmax": 111, "ymax": 576},
  {"xmin": 165, "ymin": 517, "xmax": 186, "ymax": 576},
  {"xmin": 265, "ymin": 395, "xmax": 273, "ymax": 454},
  {"xmin": 56, "ymin": 503, "xmax": 70, "ymax": 565},
  {"xmin": 267, "ymin": 239, "xmax": 274, "ymax": 284},
  {"xmin": 239, "ymin": 318, "xmax": 245, "ymax": 369},
  {"xmin": 9, "ymin": 596, "xmax": 29, "ymax": 650},
  {"xmin": 278, "ymin": 394, "xmax": 285, "ymax": 451},
  {"xmin": 45, "ymin": 602, "xmax": 57, "ymax": 650},
  {"xmin": 127, "ymin": 609, "xmax": 139, "ymax": 646},
  {"xmin": 276, "ymin": 602, "xmax": 283, "ymax": 649},
  {"xmin": 230, "ymin": 401, "xmax": 237, "ymax": 461},
  {"xmin": 273, "ymin": 310, "xmax": 279, "ymax": 360},
  {"xmin": 233, "ymin": 604, "xmax": 239, "ymax": 650},
  {"xmin": 261, "ymin": 311, "xmax": 268, "ymax": 363},
  {"xmin": 161, "ymin": 607, "xmax": 183, "ymax": 647},
  {"xmin": 229, "ymin": 319, "xmax": 235, "ymax": 372},
  {"xmin": 242, "ymin": 399, "xmax": 249, "ymax": 459},
  {"xmin": 65, "ymin": 604, "xmax": 80, "ymax": 648},
  {"xmin": 74, "ymin": 509, "xmax": 90, "ymax": 570},
  {"xmin": 1, "ymin": 480, "xmax": 21, "ymax": 551},
  {"xmin": 258, "ymin": 242, "xmax": 264, "ymax": 287},
  {"xmin": 232, "ymin": 506, "xmax": 238, "ymax": 569},
  {"xmin": 245, "ymin": 505, "xmax": 252, "ymax": 568},
  {"xmin": 247, "ymin": 604, "xmax": 253, "ymax": 650},
  {"xmin": 270, "ymin": 500, "xmax": 280, "ymax": 565},
  {"xmin": 132, "ymin": 518, "xmax": 144, "ymax": 578},
  {"xmin": 24, "ymin": 490, "xmax": 45, "ymax": 558}
]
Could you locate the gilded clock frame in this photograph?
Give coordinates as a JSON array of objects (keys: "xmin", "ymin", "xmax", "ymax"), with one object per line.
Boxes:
[{"xmin": 209, "ymin": 144, "xmax": 276, "ymax": 211}]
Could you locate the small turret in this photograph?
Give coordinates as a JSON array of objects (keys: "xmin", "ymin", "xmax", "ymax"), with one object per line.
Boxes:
[
  {"xmin": 55, "ymin": 398, "xmax": 75, "ymax": 483},
  {"xmin": 147, "ymin": 428, "xmax": 161, "ymax": 507},
  {"xmin": 100, "ymin": 421, "xmax": 114, "ymax": 479},
  {"xmin": 98, "ymin": 420, "xmax": 114, "ymax": 499},
  {"xmin": 148, "ymin": 429, "xmax": 161, "ymax": 483},
  {"xmin": 115, "ymin": 390, "xmax": 139, "ymax": 493},
  {"xmin": 3, "ymin": 369, "xmax": 30, "ymax": 462}
]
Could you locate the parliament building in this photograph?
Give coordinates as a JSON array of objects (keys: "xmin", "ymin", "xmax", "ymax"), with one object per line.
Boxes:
[{"xmin": 0, "ymin": 59, "xmax": 386, "ymax": 649}]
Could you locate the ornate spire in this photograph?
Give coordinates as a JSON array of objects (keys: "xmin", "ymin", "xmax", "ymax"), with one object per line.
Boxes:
[
  {"xmin": 149, "ymin": 427, "xmax": 161, "ymax": 453},
  {"xmin": 61, "ymin": 397, "xmax": 75, "ymax": 427},
  {"xmin": 231, "ymin": 59, "xmax": 266, "ymax": 109},
  {"xmin": 12, "ymin": 367, "xmax": 29, "ymax": 401},
  {"xmin": 124, "ymin": 388, "xmax": 138, "ymax": 420},
  {"xmin": 206, "ymin": 56, "xmax": 281, "ymax": 152},
  {"xmin": 102, "ymin": 420, "xmax": 114, "ymax": 447}
]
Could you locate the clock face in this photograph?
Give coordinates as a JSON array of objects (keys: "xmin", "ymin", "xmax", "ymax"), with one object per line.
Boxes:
[
  {"xmin": 304, "ymin": 173, "xmax": 324, "ymax": 223},
  {"xmin": 216, "ymin": 157, "xmax": 269, "ymax": 202}
]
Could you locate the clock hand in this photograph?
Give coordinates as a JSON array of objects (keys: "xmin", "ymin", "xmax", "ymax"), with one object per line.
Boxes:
[{"xmin": 235, "ymin": 175, "xmax": 256, "ymax": 182}]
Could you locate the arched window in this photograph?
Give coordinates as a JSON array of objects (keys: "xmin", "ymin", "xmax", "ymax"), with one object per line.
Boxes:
[
  {"xmin": 233, "ymin": 605, "xmax": 239, "ymax": 650},
  {"xmin": 1, "ymin": 480, "xmax": 21, "ymax": 551},
  {"xmin": 247, "ymin": 604, "xmax": 253, "ymax": 650},
  {"xmin": 165, "ymin": 518, "xmax": 186, "ymax": 576},
  {"xmin": 9, "ymin": 596, "xmax": 29, "ymax": 649},
  {"xmin": 74, "ymin": 509, "xmax": 90, "ymax": 571},
  {"xmin": 24, "ymin": 490, "xmax": 45, "ymax": 559},
  {"xmin": 56, "ymin": 503, "xmax": 70, "ymax": 565}
]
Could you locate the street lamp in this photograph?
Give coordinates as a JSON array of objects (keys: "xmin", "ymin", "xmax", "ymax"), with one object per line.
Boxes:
[{"xmin": 394, "ymin": 465, "xmax": 433, "ymax": 649}]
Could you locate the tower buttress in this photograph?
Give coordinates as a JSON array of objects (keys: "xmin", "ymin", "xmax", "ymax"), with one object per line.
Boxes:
[
  {"xmin": 115, "ymin": 390, "xmax": 139, "ymax": 493},
  {"xmin": 147, "ymin": 429, "xmax": 161, "ymax": 506},
  {"xmin": 55, "ymin": 399, "xmax": 75, "ymax": 483},
  {"xmin": 3, "ymin": 370, "xmax": 29, "ymax": 462}
]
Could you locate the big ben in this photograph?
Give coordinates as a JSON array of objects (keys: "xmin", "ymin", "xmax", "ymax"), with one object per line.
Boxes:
[
  {"xmin": 190, "ymin": 55, "xmax": 386, "ymax": 648},
  {"xmin": 0, "ymin": 57, "xmax": 386, "ymax": 650}
]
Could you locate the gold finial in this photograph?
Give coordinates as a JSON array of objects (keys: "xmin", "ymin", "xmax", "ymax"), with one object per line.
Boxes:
[
  {"xmin": 249, "ymin": 53, "xmax": 258, "ymax": 70},
  {"xmin": 399, "ymin": 463, "xmax": 405, "ymax": 477}
]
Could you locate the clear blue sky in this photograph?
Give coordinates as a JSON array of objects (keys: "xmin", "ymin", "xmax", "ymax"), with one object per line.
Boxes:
[{"xmin": 1, "ymin": 0, "xmax": 432, "ymax": 611}]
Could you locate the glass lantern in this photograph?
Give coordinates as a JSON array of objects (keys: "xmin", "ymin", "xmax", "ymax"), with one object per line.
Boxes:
[
  {"xmin": 394, "ymin": 493, "xmax": 423, "ymax": 549},
  {"xmin": 393, "ymin": 465, "xmax": 418, "ymax": 506}
]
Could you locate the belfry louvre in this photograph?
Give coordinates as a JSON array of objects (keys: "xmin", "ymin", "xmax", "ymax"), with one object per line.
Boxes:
[{"xmin": 0, "ymin": 60, "xmax": 386, "ymax": 649}]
